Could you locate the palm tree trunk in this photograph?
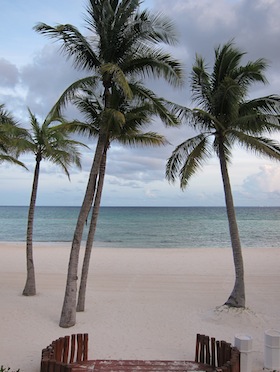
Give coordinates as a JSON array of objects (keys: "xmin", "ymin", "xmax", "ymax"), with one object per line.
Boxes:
[
  {"xmin": 59, "ymin": 79, "xmax": 113, "ymax": 328},
  {"xmin": 59, "ymin": 127, "xmax": 108, "ymax": 328},
  {"xmin": 22, "ymin": 158, "xmax": 41, "ymax": 296},
  {"xmin": 219, "ymin": 145, "xmax": 245, "ymax": 307},
  {"xmin": 76, "ymin": 146, "xmax": 108, "ymax": 312}
]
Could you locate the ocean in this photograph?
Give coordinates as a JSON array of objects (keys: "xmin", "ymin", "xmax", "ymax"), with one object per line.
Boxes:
[{"xmin": 0, "ymin": 206, "xmax": 279, "ymax": 248}]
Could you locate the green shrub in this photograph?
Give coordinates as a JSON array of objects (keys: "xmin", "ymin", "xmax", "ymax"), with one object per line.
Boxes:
[{"xmin": 0, "ymin": 366, "xmax": 20, "ymax": 372}]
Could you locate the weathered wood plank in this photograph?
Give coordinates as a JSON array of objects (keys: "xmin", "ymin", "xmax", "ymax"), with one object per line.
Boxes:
[{"xmin": 70, "ymin": 359, "xmax": 216, "ymax": 371}]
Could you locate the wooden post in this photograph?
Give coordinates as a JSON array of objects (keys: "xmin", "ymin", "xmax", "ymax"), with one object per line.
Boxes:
[{"xmin": 211, "ymin": 337, "xmax": 216, "ymax": 367}]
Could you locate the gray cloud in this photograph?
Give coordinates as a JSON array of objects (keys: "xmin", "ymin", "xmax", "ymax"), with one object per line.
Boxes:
[
  {"xmin": 20, "ymin": 46, "xmax": 87, "ymax": 119},
  {"xmin": 0, "ymin": 59, "xmax": 19, "ymax": 87}
]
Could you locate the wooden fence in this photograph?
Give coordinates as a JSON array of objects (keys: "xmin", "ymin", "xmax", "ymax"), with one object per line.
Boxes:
[
  {"xmin": 40, "ymin": 333, "xmax": 88, "ymax": 372},
  {"xmin": 41, "ymin": 332, "xmax": 240, "ymax": 372},
  {"xmin": 195, "ymin": 333, "xmax": 240, "ymax": 372}
]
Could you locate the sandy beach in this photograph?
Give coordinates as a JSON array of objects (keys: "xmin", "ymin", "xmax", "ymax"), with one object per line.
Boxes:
[{"xmin": 0, "ymin": 242, "xmax": 280, "ymax": 372}]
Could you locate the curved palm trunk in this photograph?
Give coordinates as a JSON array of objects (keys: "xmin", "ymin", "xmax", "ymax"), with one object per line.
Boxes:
[
  {"xmin": 23, "ymin": 157, "xmax": 41, "ymax": 296},
  {"xmin": 59, "ymin": 127, "xmax": 108, "ymax": 327},
  {"xmin": 59, "ymin": 85, "xmax": 112, "ymax": 327},
  {"xmin": 76, "ymin": 145, "xmax": 108, "ymax": 312},
  {"xmin": 219, "ymin": 146, "xmax": 245, "ymax": 307}
]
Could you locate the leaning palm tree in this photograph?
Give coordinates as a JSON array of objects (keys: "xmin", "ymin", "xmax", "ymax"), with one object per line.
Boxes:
[
  {"xmin": 72, "ymin": 86, "xmax": 169, "ymax": 312},
  {"xmin": 53, "ymin": 78, "xmax": 176, "ymax": 311},
  {"xmin": 22, "ymin": 108, "xmax": 86, "ymax": 296},
  {"xmin": 35, "ymin": 0, "xmax": 183, "ymax": 327},
  {"xmin": 166, "ymin": 41, "xmax": 280, "ymax": 308},
  {"xmin": 0, "ymin": 104, "xmax": 28, "ymax": 168}
]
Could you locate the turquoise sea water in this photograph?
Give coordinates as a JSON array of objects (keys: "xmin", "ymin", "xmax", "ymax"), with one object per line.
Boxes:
[{"xmin": 0, "ymin": 206, "xmax": 279, "ymax": 248}]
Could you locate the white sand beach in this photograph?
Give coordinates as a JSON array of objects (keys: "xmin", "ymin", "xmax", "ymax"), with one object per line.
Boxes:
[{"xmin": 0, "ymin": 242, "xmax": 280, "ymax": 372}]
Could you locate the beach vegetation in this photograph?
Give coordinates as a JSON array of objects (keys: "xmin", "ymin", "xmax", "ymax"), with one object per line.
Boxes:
[
  {"xmin": 34, "ymin": 0, "xmax": 183, "ymax": 327},
  {"xmin": 22, "ymin": 108, "xmax": 86, "ymax": 296},
  {"xmin": 0, "ymin": 104, "xmax": 29, "ymax": 169},
  {"xmin": 55, "ymin": 79, "xmax": 171, "ymax": 311},
  {"xmin": 0, "ymin": 366, "xmax": 20, "ymax": 372},
  {"xmin": 166, "ymin": 40, "xmax": 280, "ymax": 308}
]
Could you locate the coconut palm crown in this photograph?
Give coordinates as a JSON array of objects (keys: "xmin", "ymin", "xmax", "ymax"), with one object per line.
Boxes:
[
  {"xmin": 34, "ymin": 0, "xmax": 183, "ymax": 94},
  {"xmin": 0, "ymin": 104, "xmax": 28, "ymax": 168}
]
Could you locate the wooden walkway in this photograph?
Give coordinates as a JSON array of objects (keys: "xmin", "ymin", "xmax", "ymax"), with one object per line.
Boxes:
[
  {"xmin": 41, "ymin": 333, "xmax": 239, "ymax": 372},
  {"xmin": 70, "ymin": 359, "xmax": 216, "ymax": 371}
]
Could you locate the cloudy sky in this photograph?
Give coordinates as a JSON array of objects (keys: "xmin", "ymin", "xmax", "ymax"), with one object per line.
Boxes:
[{"xmin": 1, "ymin": 0, "xmax": 280, "ymax": 207}]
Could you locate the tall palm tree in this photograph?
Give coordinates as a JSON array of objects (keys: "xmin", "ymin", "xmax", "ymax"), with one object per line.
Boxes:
[
  {"xmin": 22, "ymin": 108, "xmax": 86, "ymax": 296},
  {"xmin": 0, "ymin": 104, "xmax": 28, "ymax": 168},
  {"xmin": 35, "ymin": 0, "xmax": 183, "ymax": 327},
  {"xmin": 166, "ymin": 41, "xmax": 280, "ymax": 308}
]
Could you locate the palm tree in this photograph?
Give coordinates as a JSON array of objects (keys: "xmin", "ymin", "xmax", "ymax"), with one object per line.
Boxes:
[
  {"xmin": 166, "ymin": 41, "xmax": 280, "ymax": 308},
  {"xmin": 71, "ymin": 85, "xmax": 169, "ymax": 312},
  {"xmin": 22, "ymin": 108, "xmax": 86, "ymax": 296},
  {"xmin": 52, "ymin": 78, "xmax": 175, "ymax": 311},
  {"xmin": 34, "ymin": 0, "xmax": 183, "ymax": 327},
  {"xmin": 0, "ymin": 104, "xmax": 28, "ymax": 168}
]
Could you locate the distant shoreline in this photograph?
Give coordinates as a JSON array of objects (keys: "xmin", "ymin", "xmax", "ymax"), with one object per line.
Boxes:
[
  {"xmin": 0, "ymin": 241, "xmax": 278, "ymax": 250},
  {"xmin": 1, "ymin": 205, "xmax": 280, "ymax": 207}
]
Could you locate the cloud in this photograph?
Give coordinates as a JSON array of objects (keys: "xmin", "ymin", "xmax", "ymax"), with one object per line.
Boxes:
[
  {"xmin": 242, "ymin": 165, "xmax": 280, "ymax": 194},
  {"xmin": 153, "ymin": 0, "xmax": 280, "ymax": 82},
  {"xmin": 145, "ymin": 188, "xmax": 159, "ymax": 198},
  {"xmin": 20, "ymin": 46, "xmax": 87, "ymax": 119},
  {"xmin": 106, "ymin": 147, "xmax": 166, "ymax": 182},
  {"xmin": 0, "ymin": 59, "xmax": 19, "ymax": 88},
  {"xmin": 173, "ymin": 0, "xmax": 238, "ymax": 31}
]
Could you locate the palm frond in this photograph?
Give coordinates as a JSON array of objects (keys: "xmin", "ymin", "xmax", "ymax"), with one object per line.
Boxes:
[
  {"xmin": 0, "ymin": 154, "xmax": 28, "ymax": 169},
  {"xmin": 230, "ymin": 131, "xmax": 280, "ymax": 161},
  {"xmin": 116, "ymin": 131, "xmax": 167, "ymax": 147},
  {"xmin": 189, "ymin": 108, "xmax": 218, "ymax": 132},
  {"xmin": 0, "ymin": 106, "xmax": 30, "ymax": 160},
  {"xmin": 122, "ymin": 47, "xmax": 183, "ymax": 87},
  {"xmin": 133, "ymin": 10, "xmax": 179, "ymax": 46},
  {"xmin": 234, "ymin": 58, "xmax": 268, "ymax": 89},
  {"xmin": 191, "ymin": 55, "xmax": 211, "ymax": 109},
  {"xmin": 213, "ymin": 40, "xmax": 244, "ymax": 87},
  {"xmin": 129, "ymin": 81, "xmax": 180, "ymax": 126},
  {"xmin": 166, "ymin": 134, "xmax": 212, "ymax": 188},
  {"xmin": 47, "ymin": 76, "xmax": 100, "ymax": 119},
  {"xmin": 34, "ymin": 23, "xmax": 101, "ymax": 70},
  {"xmin": 101, "ymin": 63, "xmax": 133, "ymax": 99}
]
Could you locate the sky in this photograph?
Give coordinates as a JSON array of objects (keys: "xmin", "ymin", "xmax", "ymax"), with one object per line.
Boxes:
[{"xmin": 1, "ymin": 0, "xmax": 280, "ymax": 207}]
